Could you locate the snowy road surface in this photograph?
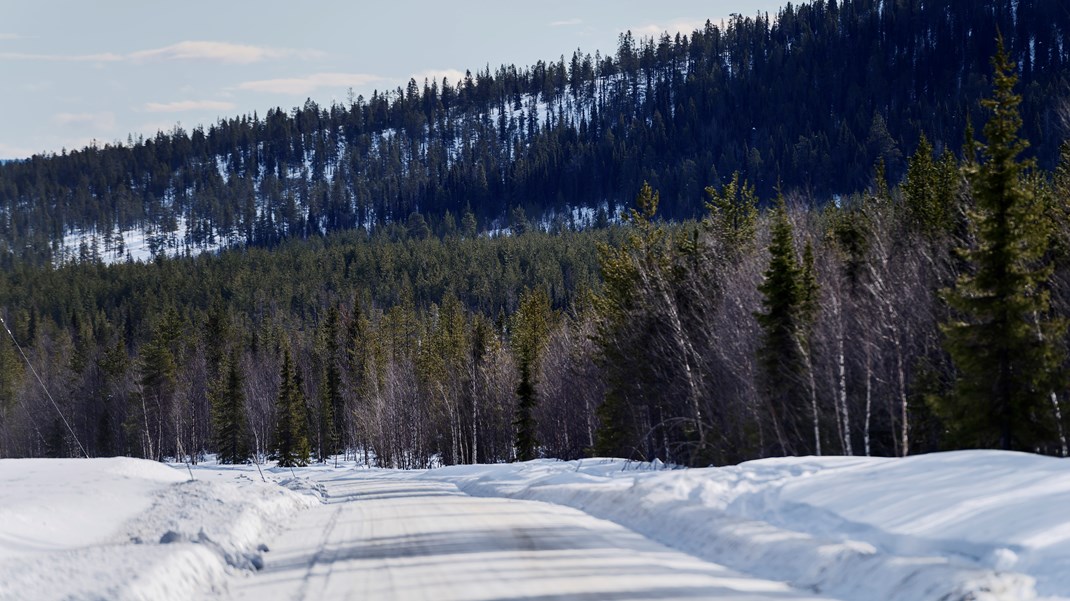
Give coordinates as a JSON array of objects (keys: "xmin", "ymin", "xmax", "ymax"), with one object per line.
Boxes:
[{"xmin": 227, "ymin": 474, "xmax": 834, "ymax": 601}]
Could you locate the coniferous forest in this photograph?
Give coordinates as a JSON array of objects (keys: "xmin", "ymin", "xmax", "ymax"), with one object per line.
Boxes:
[{"xmin": 2, "ymin": 0, "xmax": 1070, "ymax": 466}]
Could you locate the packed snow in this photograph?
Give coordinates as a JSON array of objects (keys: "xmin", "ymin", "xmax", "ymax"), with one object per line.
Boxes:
[
  {"xmin": 0, "ymin": 451, "xmax": 1066, "ymax": 600},
  {"xmin": 0, "ymin": 458, "xmax": 314, "ymax": 601}
]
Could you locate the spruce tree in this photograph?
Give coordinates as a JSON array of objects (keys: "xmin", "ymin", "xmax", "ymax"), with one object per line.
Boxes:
[
  {"xmin": 903, "ymin": 134, "xmax": 961, "ymax": 237},
  {"xmin": 212, "ymin": 352, "xmax": 250, "ymax": 464},
  {"xmin": 272, "ymin": 347, "xmax": 311, "ymax": 467},
  {"xmin": 704, "ymin": 171, "xmax": 758, "ymax": 254},
  {"xmin": 756, "ymin": 200, "xmax": 817, "ymax": 455},
  {"xmin": 511, "ymin": 288, "xmax": 552, "ymax": 461},
  {"xmin": 939, "ymin": 39, "xmax": 1065, "ymax": 452},
  {"xmin": 319, "ymin": 306, "xmax": 344, "ymax": 459},
  {"xmin": 316, "ymin": 371, "xmax": 338, "ymax": 463}
]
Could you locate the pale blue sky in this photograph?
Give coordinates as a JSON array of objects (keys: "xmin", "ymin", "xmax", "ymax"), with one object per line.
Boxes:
[{"xmin": 1, "ymin": 1, "xmax": 784, "ymax": 159}]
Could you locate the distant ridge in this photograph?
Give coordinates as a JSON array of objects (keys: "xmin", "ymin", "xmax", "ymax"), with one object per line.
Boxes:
[{"xmin": 1, "ymin": 0, "xmax": 1067, "ymax": 265}]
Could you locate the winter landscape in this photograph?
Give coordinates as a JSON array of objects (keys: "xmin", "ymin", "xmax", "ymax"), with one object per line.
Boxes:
[
  {"xmin": 1, "ymin": 452, "xmax": 1067, "ymax": 601},
  {"xmin": 4, "ymin": 0, "xmax": 1070, "ymax": 599}
]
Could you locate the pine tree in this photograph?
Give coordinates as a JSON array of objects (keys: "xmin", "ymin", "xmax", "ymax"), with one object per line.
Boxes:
[
  {"xmin": 511, "ymin": 288, "xmax": 552, "ymax": 461},
  {"xmin": 903, "ymin": 134, "xmax": 961, "ymax": 237},
  {"xmin": 756, "ymin": 200, "xmax": 818, "ymax": 455},
  {"xmin": 939, "ymin": 38, "xmax": 1066, "ymax": 452},
  {"xmin": 0, "ymin": 330, "xmax": 22, "ymax": 422},
  {"xmin": 461, "ymin": 207, "xmax": 478, "ymax": 239},
  {"xmin": 318, "ymin": 306, "xmax": 344, "ymax": 459},
  {"xmin": 704, "ymin": 171, "xmax": 758, "ymax": 254},
  {"xmin": 272, "ymin": 347, "xmax": 311, "ymax": 467},
  {"xmin": 316, "ymin": 370, "xmax": 337, "ymax": 463},
  {"xmin": 132, "ymin": 307, "xmax": 182, "ymax": 460},
  {"xmin": 212, "ymin": 352, "xmax": 250, "ymax": 464},
  {"xmin": 592, "ymin": 182, "xmax": 666, "ymax": 459}
]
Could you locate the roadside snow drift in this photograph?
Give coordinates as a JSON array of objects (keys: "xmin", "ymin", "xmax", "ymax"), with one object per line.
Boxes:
[
  {"xmin": 1, "ymin": 451, "xmax": 1066, "ymax": 601},
  {"xmin": 0, "ymin": 458, "xmax": 313, "ymax": 601},
  {"xmin": 421, "ymin": 451, "xmax": 1070, "ymax": 601}
]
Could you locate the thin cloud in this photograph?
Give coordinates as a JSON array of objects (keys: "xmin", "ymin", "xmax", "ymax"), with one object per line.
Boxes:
[
  {"xmin": 631, "ymin": 19, "xmax": 707, "ymax": 39},
  {"xmin": 0, "ymin": 40, "xmax": 321, "ymax": 64},
  {"xmin": 236, "ymin": 73, "xmax": 384, "ymax": 95},
  {"xmin": 411, "ymin": 69, "xmax": 466, "ymax": 86},
  {"xmin": 143, "ymin": 100, "xmax": 237, "ymax": 113},
  {"xmin": 0, "ymin": 51, "xmax": 122, "ymax": 62},
  {"xmin": 0, "ymin": 33, "xmax": 27, "ymax": 41},
  {"xmin": 129, "ymin": 41, "xmax": 322, "ymax": 64},
  {"xmin": 52, "ymin": 112, "xmax": 116, "ymax": 131},
  {"xmin": 550, "ymin": 18, "xmax": 583, "ymax": 27}
]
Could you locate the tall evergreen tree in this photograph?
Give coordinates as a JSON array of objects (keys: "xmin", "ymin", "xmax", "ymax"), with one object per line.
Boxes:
[
  {"xmin": 939, "ymin": 39, "xmax": 1066, "ymax": 451},
  {"xmin": 272, "ymin": 347, "xmax": 311, "ymax": 466},
  {"xmin": 511, "ymin": 287, "xmax": 552, "ymax": 461},
  {"xmin": 756, "ymin": 200, "xmax": 818, "ymax": 455},
  {"xmin": 212, "ymin": 352, "xmax": 250, "ymax": 464},
  {"xmin": 592, "ymin": 182, "xmax": 667, "ymax": 460},
  {"xmin": 705, "ymin": 171, "xmax": 758, "ymax": 254}
]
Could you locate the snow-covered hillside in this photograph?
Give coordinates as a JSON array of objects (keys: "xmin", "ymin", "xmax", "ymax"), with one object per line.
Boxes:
[{"xmin": 0, "ymin": 451, "xmax": 1066, "ymax": 600}]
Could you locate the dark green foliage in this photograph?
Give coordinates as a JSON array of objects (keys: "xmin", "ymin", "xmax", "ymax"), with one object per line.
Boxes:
[
  {"xmin": 316, "ymin": 372, "xmax": 337, "ymax": 463},
  {"xmin": 511, "ymin": 288, "xmax": 553, "ymax": 461},
  {"xmin": 513, "ymin": 363, "xmax": 538, "ymax": 461},
  {"xmin": 0, "ymin": 332, "xmax": 21, "ymax": 420},
  {"xmin": 129, "ymin": 307, "xmax": 183, "ymax": 460},
  {"xmin": 212, "ymin": 353, "xmax": 250, "ymax": 464},
  {"xmin": 939, "ymin": 39, "xmax": 1066, "ymax": 452},
  {"xmin": 273, "ymin": 348, "xmax": 311, "ymax": 467},
  {"xmin": 591, "ymin": 183, "xmax": 665, "ymax": 460},
  {"xmin": 903, "ymin": 134, "xmax": 962, "ymax": 237},
  {"xmin": 316, "ymin": 306, "xmax": 343, "ymax": 462},
  {"xmin": 704, "ymin": 171, "xmax": 758, "ymax": 254},
  {"xmin": 756, "ymin": 201, "xmax": 818, "ymax": 455}
]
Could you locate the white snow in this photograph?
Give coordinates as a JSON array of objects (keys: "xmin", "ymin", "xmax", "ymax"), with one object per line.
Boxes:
[
  {"xmin": 0, "ymin": 458, "xmax": 314, "ymax": 601},
  {"xmin": 422, "ymin": 452, "xmax": 1070, "ymax": 601},
  {"xmin": 229, "ymin": 472, "xmax": 835, "ymax": 601},
  {"xmin": 0, "ymin": 451, "xmax": 1066, "ymax": 600}
]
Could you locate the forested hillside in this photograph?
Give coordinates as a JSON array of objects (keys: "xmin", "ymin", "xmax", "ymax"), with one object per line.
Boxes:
[
  {"xmin": 2, "ymin": 0, "xmax": 1070, "ymax": 467},
  {"xmin": 1, "ymin": 0, "xmax": 1068, "ymax": 265}
]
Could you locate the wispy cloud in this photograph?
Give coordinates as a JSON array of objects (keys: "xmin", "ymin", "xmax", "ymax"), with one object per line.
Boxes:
[
  {"xmin": 0, "ymin": 51, "xmax": 123, "ymax": 62},
  {"xmin": 550, "ymin": 18, "xmax": 583, "ymax": 27},
  {"xmin": 129, "ymin": 41, "xmax": 322, "ymax": 64},
  {"xmin": 235, "ymin": 73, "xmax": 384, "ymax": 95},
  {"xmin": 0, "ymin": 41, "xmax": 321, "ymax": 64},
  {"xmin": 410, "ymin": 69, "xmax": 466, "ymax": 86},
  {"xmin": 143, "ymin": 100, "xmax": 237, "ymax": 113},
  {"xmin": 0, "ymin": 33, "xmax": 26, "ymax": 41},
  {"xmin": 52, "ymin": 112, "xmax": 116, "ymax": 131},
  {"xmin": 630, "ymin": 19, "xmax": 707, "ymax": 38}
]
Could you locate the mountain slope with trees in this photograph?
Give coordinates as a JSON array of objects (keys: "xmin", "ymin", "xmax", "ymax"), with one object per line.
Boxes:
[
  {"xmin": 2, "ymin": 1, "xmax": 1070, "ymax": 467},
  {"xmin": 1, "ymin": 0, "xmax": 1068, "ymax": 265}
]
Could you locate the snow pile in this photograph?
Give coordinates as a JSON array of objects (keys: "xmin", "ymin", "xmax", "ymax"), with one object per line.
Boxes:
[
  {"xmin": 0, "ymin": 458, "xmax": 314, "ymax": 601},
  {"xmin": 422, "ymin": 451, "xmax": 1070, "ymax": 601},
  {"xmin": 0, "ymin": 458, "xmax": 185, "ymax": 561}
]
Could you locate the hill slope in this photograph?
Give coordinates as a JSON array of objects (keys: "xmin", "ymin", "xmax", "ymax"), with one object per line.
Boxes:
[{"xmin": 1, "ymin": 0, "xmax": 1068, "ymax": 264}]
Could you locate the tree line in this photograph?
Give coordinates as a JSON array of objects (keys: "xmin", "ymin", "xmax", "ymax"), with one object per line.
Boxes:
[{"xmin": 2, "ymin": 40, "xmax": 1068, "ymax": 466}]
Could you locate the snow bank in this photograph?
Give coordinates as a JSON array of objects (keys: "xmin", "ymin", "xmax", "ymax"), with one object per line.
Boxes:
[
  {"xmin": 0, "ymin": 457, "xmax": 185, "ymax": 561},
  {"xmin": 0, "ymin": 458, "xmax": 315, "ymax": 601},
  {"xmin": 421, "ymin": 451, "xmax": 1070, "ymax": 601}
]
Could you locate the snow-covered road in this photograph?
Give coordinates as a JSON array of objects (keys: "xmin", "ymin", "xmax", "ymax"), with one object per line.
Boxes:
[{"xmin": 226, "ymin": 474, "xmax": 834, "ymax": 601}]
